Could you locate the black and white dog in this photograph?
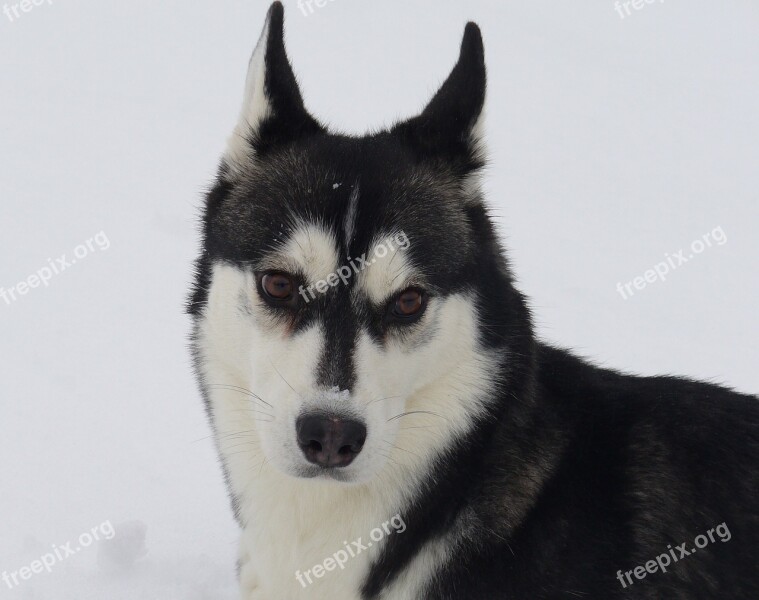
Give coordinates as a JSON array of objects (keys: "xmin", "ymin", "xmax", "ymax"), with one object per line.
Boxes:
[{"xmin": 188, "ymin": 3, "xmax": 758, "ymax": 598}]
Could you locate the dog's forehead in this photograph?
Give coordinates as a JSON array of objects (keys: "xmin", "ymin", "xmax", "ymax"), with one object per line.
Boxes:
[
  {"xmin": 259, "ymin": 221, "xmax": 341, "ymax": 285},
  {"xmin": 219, "ymin": 137, "xmax": 475, "ymax": 283}
]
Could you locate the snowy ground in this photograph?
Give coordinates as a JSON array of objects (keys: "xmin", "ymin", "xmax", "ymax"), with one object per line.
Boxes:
[{"xmin": 1, "ymin": 0, "xmax": 757, "ymax": 597}]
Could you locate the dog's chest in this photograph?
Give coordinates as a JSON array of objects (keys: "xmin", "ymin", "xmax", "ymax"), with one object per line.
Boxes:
[
  {"xmin": 240, "ymin": 492, "xmax": 385, "ymax": 598},
  {"xmin": 238, "ymin": 479, "xmax": 444, "ymax": 599}
]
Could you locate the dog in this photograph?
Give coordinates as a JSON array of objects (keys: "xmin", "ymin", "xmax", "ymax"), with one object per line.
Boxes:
[{"xmin": 188, "ymin": 3, "xmax": 759, "ymax": 598}]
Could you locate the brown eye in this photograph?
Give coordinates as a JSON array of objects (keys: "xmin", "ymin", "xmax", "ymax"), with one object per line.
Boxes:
[
  {"xmin": 261, "ymin": 272, "xmax": 295, "ymax": 301},
  {"xmin": 392, "ymin": 288, "xmax": 424, "ymax": 319}
]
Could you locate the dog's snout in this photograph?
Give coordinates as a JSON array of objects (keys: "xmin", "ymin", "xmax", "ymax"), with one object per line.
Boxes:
[{"xmin": 296, "ymin": 414, "xmax": 367, "ymax": 468}]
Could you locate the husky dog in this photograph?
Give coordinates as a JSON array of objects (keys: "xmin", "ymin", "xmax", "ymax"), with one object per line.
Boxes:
[{"xmin": 188, "ymin": 3, "xmax": 758, "ymax": 598}]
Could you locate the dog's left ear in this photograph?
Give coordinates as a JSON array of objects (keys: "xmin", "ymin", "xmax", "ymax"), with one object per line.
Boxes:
[
  {"xmin": 224, "ymin": 2, "xmax": 321, "ymax": 173},
  {"xmin": 393, "ymin": 22, "xmax": 486, "ymax": 169}
]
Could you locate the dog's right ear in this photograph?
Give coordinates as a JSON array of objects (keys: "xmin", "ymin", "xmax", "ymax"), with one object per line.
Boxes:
[
  {"xmin": 392, "ymin": 22, "xmax": 486, "ymax": 172},
  {"xmin": 223, "ymin": 2, "xmax": 321, "ymax": 175}
]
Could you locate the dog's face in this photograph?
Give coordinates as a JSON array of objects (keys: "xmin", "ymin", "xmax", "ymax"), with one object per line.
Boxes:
[{"xmin": 191, "ymin": 4, "xmax": 510, "ymax": 485}]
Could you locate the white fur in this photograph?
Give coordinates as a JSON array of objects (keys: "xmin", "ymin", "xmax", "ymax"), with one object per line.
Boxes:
[
  {"xmin": 462, "ymin": 110, "xmax": 487, "ymax": 204},
  {"xmin": 357, "ymin": 232, "xmax": 417, "ymax": 305},
  {"xmin": 262, "ymin": 221, "xmax": 340, "ymax": 287},
  {"xmin": 224, "ymin": 12, "xmax": 273, "ymax": 175}
]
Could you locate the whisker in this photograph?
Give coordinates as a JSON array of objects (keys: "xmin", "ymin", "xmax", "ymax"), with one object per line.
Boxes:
[
  {"xmin": 207, "ymin": 383, "xmax": 273, "ymax": 408},
  {"xmin": 268, "ymin": 360, "xmax": 303, "ymax": 399},
  {"xmin": 225, "ymin": 441, "xmax": 261, "ymax": 451},
  {"xmin": 191, "ymin": 426, "xmax": 271, "ymax": 444},
  {"xmin": 377, "ymin": 450, "xmax": 404, "ymax": 470},
  {"xmin": 216, "ymin": 430, "xmax": 263, "ymax": 440},
  {"xmin": 228, "ymin": 407, "xmax": 275, "ymax": 419},
  {"xmin": 224, "ymin": 449, "xmax": 263, "ymax": 459},
  {"xmin": 381, "ymin": 439, "xmax": 422, "ymax": 460},
  {"xmin": 366, "ymin": 395, "xmax": 403, "ymax": 407},
  {"xmin": 386, "ymin": 410, "xmax": 448, "ymax": 423}
]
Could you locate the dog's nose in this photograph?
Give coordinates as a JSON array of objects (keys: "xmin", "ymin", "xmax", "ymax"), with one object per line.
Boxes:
[{"xmin": 296, "ymin": 414, "xmax": 367, "ymax": 468}]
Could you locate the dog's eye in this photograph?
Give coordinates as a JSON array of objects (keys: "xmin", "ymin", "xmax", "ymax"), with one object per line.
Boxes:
[
  {"xmin": 260, "ymin": 272, "xmax": 295, "ymax": 302},
  {"xmin": 391, "ymin": 288, "xmax": 425, "ymax": 321}
]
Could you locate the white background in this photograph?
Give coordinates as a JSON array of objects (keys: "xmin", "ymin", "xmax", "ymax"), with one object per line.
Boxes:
[{"xmin": 1, "ymin": 0, "xmax": 757, "ymax": 597}]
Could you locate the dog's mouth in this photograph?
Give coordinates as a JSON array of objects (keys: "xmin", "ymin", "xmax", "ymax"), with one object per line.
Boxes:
[{"xmin": 294, "ymin": 463, "xmax": 358, "ymax": 483}]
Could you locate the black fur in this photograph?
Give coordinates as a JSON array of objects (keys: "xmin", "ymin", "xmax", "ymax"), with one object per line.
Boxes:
[{"xmin": 189, "ymin": 3, "xmax": 759, "ymax": 597}]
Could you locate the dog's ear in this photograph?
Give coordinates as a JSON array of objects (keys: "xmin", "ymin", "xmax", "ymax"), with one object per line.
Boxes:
[
  {"xmin": 224, "ymin": 2, "xmax": 321, "ymax": 173},
  {"xmin": 393, "ymin": 22, "xmax": 486, "ymax": 169}
]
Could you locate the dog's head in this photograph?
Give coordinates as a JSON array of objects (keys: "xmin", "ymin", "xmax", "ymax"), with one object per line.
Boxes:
[{"xmin": 190, "ymin": 2, "xmax": 519, "ymax": 485}]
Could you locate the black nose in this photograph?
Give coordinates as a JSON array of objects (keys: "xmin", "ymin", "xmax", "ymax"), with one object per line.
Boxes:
[{"xmin": 296, "ymin": 414, "xmax": 367, "ymax": 468}]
